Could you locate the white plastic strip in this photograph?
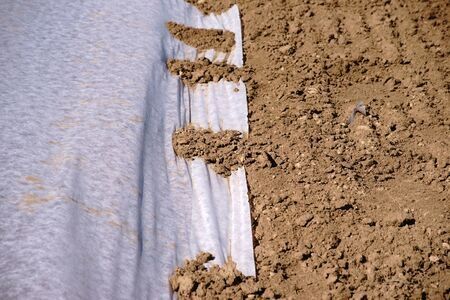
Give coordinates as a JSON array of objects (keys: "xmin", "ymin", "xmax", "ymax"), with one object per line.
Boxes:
[{"xmin": 169, "ymin": 4, "xmax": 255, "ymax": 277}]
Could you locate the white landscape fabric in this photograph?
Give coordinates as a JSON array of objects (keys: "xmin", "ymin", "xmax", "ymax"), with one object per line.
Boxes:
[
  {"xmin": 0, "ymin": 0, "xmax": 254, "ymax": 299},
  {"xmin": 170, "ymin": 0, "xmax": 255, "ymax": 281}
]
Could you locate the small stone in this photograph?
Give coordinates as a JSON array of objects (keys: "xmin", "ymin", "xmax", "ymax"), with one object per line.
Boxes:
[
  {"xmin": 299, "ymin": 248, "xmax": 312, "ymax": 261},
  {"xmin": 443, "ymin": 243, "xmax": 450, "ymax": 250},
  {"xmin": 341, "ymin": 161, "xmax": 353, "ymax": 169},
  {"xmin": 262, "ymin": 288, "xmax": 275, "ymax": 299},
  {"xmin": 366, "ymin": 265, "xmax": 376, "ymax": 282},
  {"xmin": 265, "ymin": 152, "xmax": 277, "ymax": 168},
  {"xmin": 354, "ymin": 292, "xmax": 368, "ymax": 300},
  {"xmin": 334, "ymin": 199, "xmax": 353, "ymax": 210},
  {"xmin": 327, "ymin": 274, "xmax": 338, "ymax": 284},
  {"xmin": 257, "ymin": 152, "xmax": 277, "ymax": 168},
  {"xmin": 429, "ymin": 255, "xmax": 440, "ymax": 263},
  {"xmin": 386, "ymin": 254, "xmax": 404, "ymax": 268},
  {"xmin": 355, "ymin": 254, "xmax": 367, "ymax": 264},
  {"xmin": 327, "ymin": 235, "xmax": 341, "ymax": 250},
  {"xmin": 337, "ymin": 35, "xmax": 347, "ymax": 45},
  {"xmin": 279, "ymin": 44, "xmax": 296, "ymax": 55},
  {"xmin": 362, "ymin": 217, "xmax": 375, "ymax": 226},
  {"xmin": 385, "ymin": 77, "xmax": 399, "ymax": 91},
  {"xmin": 288, "ymin": 21, "xmax": 300, "ymax": 34},
  {"xmin": 297, "ymin": 213, "xmax": 314, "ymax": 227},
  {"xmin": 385, "ymin": 212, "xmax": 415, "ymax": 227}
]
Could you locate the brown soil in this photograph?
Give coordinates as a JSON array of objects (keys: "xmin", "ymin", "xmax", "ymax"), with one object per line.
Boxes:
[
  {"xmin": 173, "ymin": 126, "xmax": 246, "ymax": 177},
  {"xmin": 170, "ymin": 252, "xmax": 263, "ymax": 299},
  {"xmin": 171, "ymin": 0, "xmax": 450, "ymax": 299},
  {"xmin": 167, "ymin": 22, "xmax": 235, "ymax": 53},
  {"xmin": 185, "ymin": 0, "xmax": 235, "ymax": 15},
  {"xmin": 167, "ymin": 58, "xmax": 244, "ymax": 86}
]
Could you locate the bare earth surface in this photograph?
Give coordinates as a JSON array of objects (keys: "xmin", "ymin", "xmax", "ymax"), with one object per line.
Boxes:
[{"xmin": 171, "ymin": 0, "xmax": 450, "ymax": 299}]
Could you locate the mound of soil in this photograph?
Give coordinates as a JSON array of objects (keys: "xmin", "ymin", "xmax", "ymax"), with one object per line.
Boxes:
[{"xmin": 172, "ymin": 0, "xmax": 450, "ymax": 299}]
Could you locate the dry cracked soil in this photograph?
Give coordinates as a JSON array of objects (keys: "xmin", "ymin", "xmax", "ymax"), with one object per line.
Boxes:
[{"xmin": 170, "ymin": 0, "xmax": 450, "ymax": 299}]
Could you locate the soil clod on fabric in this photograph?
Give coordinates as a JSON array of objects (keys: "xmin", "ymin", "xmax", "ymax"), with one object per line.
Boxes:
[
  {"xmin": 167, "ymin": 58, "xmax": 244, "ymax": 86},
  {"xmin": 173, "ymin": 126, "xmax": 246, "ymax": 177},
  {"xmin": 173, "ymin": 126, "xmax": 283, "ymax": 177},
  {"xmin": 172, "ymin": 0, "xmax": 450, "ymax": 299},
  {"xmin": 167, "ymin": 22, "xmax": 235, "ymax": 54},
  {"xmin": 170, "ymin": 252, "xmax": 263, "ymax": 299}
]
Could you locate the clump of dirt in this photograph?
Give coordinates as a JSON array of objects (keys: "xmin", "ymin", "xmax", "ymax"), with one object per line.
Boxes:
[
  {"xmin": 173, "ymin": 126, "xmax": 246, "ymax": 177},
  {"xmin": 173, "ymin": 126, "xmax": 284, "ymax": 177},
  {"xmin": 167, "ymin": 58, "xmax": 244, "ymax": 86},
  {"xmin": 167, "ymin": 22, "xmax": 235, "ymax": 53},
  {"xmin": 172, "ymin": 0, "xmax": 450, "ymax": 299},
  {"xmin": 170, "ymin": 252, "xmax": 266, "ymax": 299},
  {"xmin": 185, "ymin": 0, "xmax": 236, "ymax": 15}
]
